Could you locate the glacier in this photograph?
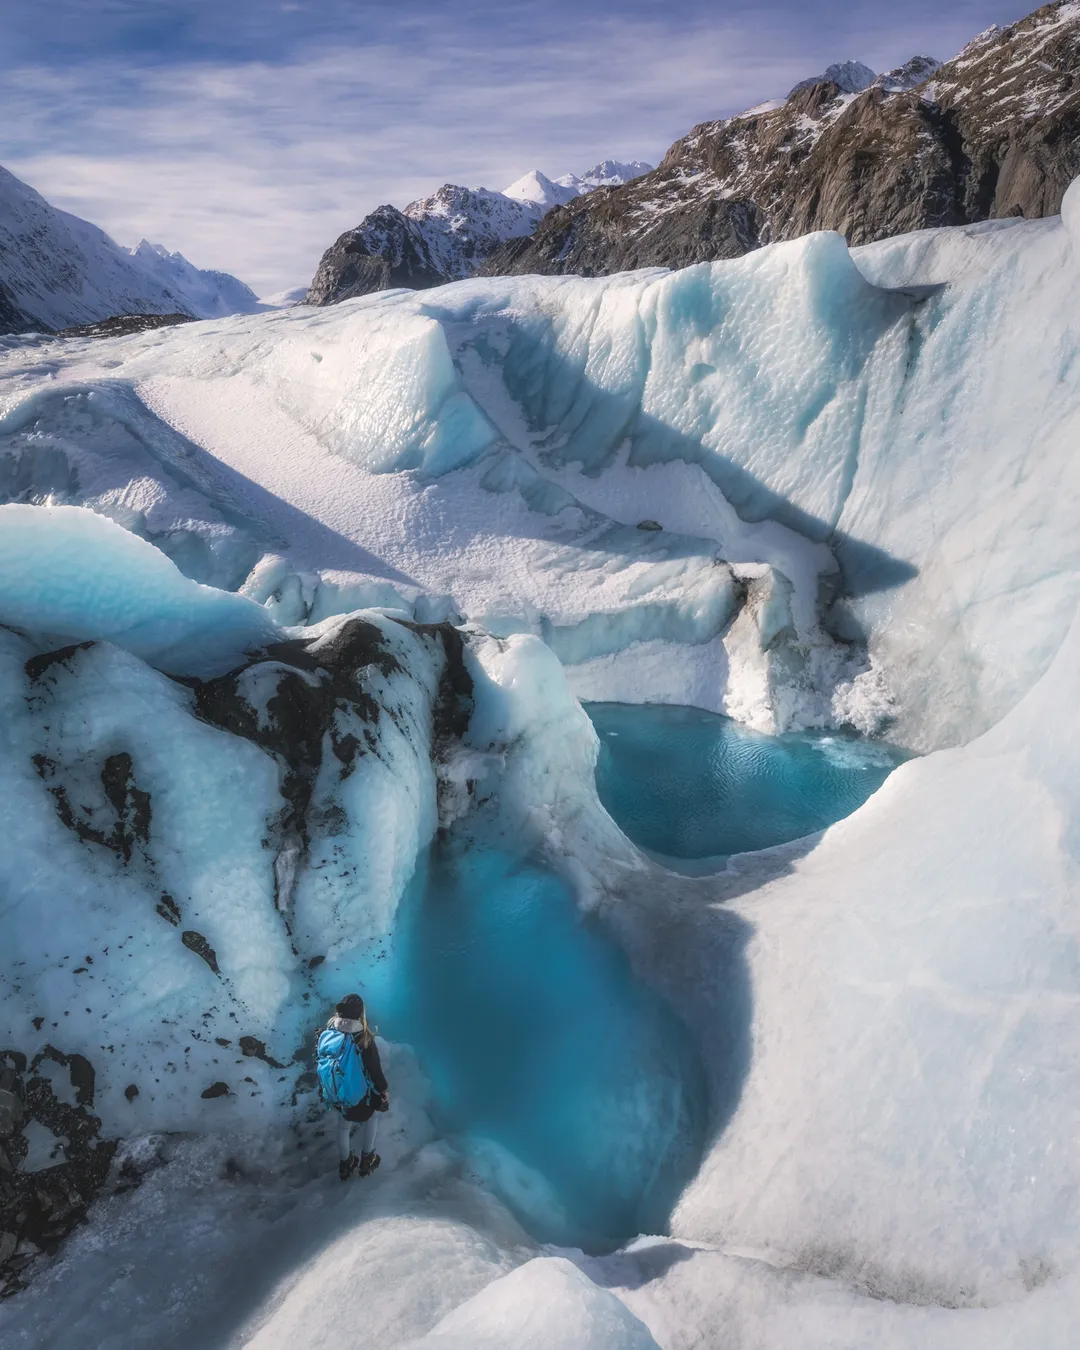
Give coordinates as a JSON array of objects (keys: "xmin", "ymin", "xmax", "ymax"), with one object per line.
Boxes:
[{"xmin": 0, "ymin": 177, "xmax": 1079, "ymax": 1348}]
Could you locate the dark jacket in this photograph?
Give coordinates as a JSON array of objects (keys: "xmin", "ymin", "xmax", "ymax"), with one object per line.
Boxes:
[{"xmin": 342, "ymin": 1035, "xmax": 388, "ymax": 1123}]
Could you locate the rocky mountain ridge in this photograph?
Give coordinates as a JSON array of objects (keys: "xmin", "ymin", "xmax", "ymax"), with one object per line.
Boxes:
[
  {"xmin": 305, "ymin": 161, "xmax": 653, "ymax": 305},
  {"xmin": 0, "ymin": 166, "xmax": 261, "ymax": 335},
  {"xmin": 481, "ymin": 1, "xmax": 1080, "ymax": 278}
]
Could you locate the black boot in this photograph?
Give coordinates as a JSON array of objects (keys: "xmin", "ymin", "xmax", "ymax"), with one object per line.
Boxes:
[
  {"xmin": 338, "ymin": 1153, "xmax": 359, "ymax": 1181},
  {"xmin": 358, "ymin": 1150, "xmax": 381, "ymax": 1178}
]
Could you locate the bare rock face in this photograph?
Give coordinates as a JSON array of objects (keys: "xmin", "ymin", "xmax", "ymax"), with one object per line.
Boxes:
[
  {"xmin": 305, "ymin": 169, "xmax": 652, "ymax": 305},
  {"xmin": 306, "ymin": 184, "xmax": 547, "ymax": 304},
  {"xmin": 306, "ymin": 204, "xmax": 449, "ymax": 305},
  {"xmin": 483, "ymin": 1, "xmax": 1080, "ymax": 279}
]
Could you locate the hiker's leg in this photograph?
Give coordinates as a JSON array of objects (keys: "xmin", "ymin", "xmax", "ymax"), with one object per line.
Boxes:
[
  {"xmin": 336, "ymin": 1113, "xmax": 352, "ymax": 1162},
  {"xmin": 359, "ymin": 1115, "xmax": 378, "ymax": 1155}
]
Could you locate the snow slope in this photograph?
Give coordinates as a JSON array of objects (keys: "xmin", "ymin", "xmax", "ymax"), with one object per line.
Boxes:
[
  {"xmin": 1, "ymin": 182, "xmax": 1079, "ymax": 1348},
  {"xmin": 125, "ymin": 240, "xmax": 261, "ymax": 320},
  {"xmin": 0, "ymin": 165, "xmax": 260, "ymax": 333},
  {"xmin": 501, "ymin": 170, "xmax": 580, "ymax": 211}
]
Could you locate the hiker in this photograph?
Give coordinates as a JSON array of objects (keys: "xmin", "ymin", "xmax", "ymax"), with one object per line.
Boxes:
[{"xmin": 316, "ymin": 993, "xmax": 390, "ymax": 1181}]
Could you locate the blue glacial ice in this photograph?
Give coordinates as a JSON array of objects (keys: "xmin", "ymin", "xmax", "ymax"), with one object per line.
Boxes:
[{"xmin": 0, "ymin": 503, "xmax": 276, "ymax": 676}]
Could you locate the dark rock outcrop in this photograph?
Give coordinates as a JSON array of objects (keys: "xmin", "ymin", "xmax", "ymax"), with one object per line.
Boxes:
[
  {"xmin": 487, "ymin": 193, "xmax": 765, "ymax": 277},
  {"xmin": 0, "ymin": 1048, "xmax": 117, "ymax": 1298},
  {"xmin": 482, "ymin": 2, "xmax": 1080, "ymax": 279},
  {"xmin": 306, "ymin": 205, "xmax": 449, "ymax": 304},
  {"xmin": 56, "ymin": 313, "xmax": 194, "ymax": 340},
  {"xmin": 305, "ymin": 172, "xmax": 652, "ymax": 304}
]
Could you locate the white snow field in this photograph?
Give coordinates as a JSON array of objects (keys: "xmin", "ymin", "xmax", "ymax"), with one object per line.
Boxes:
[{"xmin": 0, "ymin": 178, "xmax": 1079, "ymax": 1348}]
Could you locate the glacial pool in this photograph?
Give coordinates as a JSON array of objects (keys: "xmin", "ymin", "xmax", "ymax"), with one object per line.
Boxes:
[
  {"xmin": 586, "ymin": 701, "xmax": 908, "ymax": 862},
  {"xmin": 374, "ymin": 835, "xmax": 708, "ymax": 1251},
  {"xmin": 356, "ymin": 705, "xmax": 903, "ymax": 1253}
]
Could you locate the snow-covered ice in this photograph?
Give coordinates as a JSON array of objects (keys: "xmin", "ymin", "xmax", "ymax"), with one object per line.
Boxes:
[
  {"xmin": 2, "ymin": 179, "xmax": 1080, "ymax": 1349},
  {"xmin": 5, "ymin": 205, "xmax": 1079, "ymax": 743}
]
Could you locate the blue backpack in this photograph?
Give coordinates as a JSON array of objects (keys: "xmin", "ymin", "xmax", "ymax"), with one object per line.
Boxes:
[{"xmin": 316, "ymin": 1028, "xmax": 374, "ymax": 1109}]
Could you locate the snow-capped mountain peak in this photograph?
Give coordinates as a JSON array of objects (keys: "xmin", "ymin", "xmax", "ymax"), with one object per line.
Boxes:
[
  {"xmin": 569, "ymin": 159, "xmax": 655, "ymax": 188},
  {"xmin": 0, "ymin": 164, "xmax": 261, "ymax": 334},
  {"xmin": 308, "ymin": 157, "xmax": 655, "ymax": 304},
  {"xmin": 406, "ymin": 182, "xmax": 538, "ymax": 234},
  {"xmin": 126, "ymin": 238, "xmax": 261, "ymax": 320},
  {"xmin": 504, "ymin": 162, "xmax": 654, "ymax": 210},
  {"xmin": 872, "ymin": 55, "xmax": 942, "ymax": 93},
  {"xmin": 788, "ymin": 59, "xmax": 877, "ymax": 98},
  {"xmin": 502, "ymin": 169, "xmax": 579, "ymax": 209}
]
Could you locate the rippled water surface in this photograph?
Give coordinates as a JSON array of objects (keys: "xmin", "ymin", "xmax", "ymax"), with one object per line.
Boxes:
[{"xmin": 587, "ymin": 701, "xmax": 908, "ymax": 861}]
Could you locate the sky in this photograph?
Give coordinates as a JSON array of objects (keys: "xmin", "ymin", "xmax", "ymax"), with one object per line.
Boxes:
[{"xmin": 0, "ymin": 0, "xmax": 1035, "ymax": 295}]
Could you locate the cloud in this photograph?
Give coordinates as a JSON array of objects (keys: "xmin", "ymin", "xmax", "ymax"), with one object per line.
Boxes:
[{"xmin": 0, "ymin": 2, "xmax": 1030, "ymax": 293}]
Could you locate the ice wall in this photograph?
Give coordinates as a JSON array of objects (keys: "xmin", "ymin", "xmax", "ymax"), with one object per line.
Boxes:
[
  {"xmin": 0, "ymin": 504, "xmax": 275, "ymax": 676},
  {"xmin": 5, "ymin": 199, "xmax": 1079, "ymax": 747},
  {"xmin": 665, "ymin": 589, "xmax": 1080, "ymax": 1312},
  {"xmin": 0, "ymin": 382, "xmax": 267, "ymax": 590},
  {"xmin": 0, "ymin": 506, "xmax": 445, "ymax": 1137}
]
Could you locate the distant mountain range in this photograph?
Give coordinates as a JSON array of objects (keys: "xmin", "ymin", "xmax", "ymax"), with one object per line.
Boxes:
[
  {"xmin": 306, "ymin": 1, "xmax": 1080, "ymax": 304},
  {"xmin": 305, "ymin": 161, "xmax": 654, "ymax": 305},
  {"xmin": 482, "ymin": 2, "xmax": 1080, "ymax": 279},
  {"xmin": 4, "ymin": 1, "xmax": 1078, "ymax": 330},
  {"xmin": 0, "ymin": 165, "xmax": 261, "ymax": 335}
]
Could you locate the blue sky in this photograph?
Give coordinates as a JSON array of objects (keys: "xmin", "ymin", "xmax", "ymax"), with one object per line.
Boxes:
[{"xmin": 1, "ymin": 0, "xmax": 1030, "ymax": 294}]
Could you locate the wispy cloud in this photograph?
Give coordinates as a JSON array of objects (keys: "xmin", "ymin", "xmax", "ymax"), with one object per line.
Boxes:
[{"xmin": 0, "ymin": 1, "xmax": 1030, "ymax": 293}]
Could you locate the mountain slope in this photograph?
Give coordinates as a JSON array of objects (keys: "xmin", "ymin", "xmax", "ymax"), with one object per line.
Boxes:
[
  {"xmin": 483, "ymin": 1, "xmax": 1080, "ymax": 278},
  {"xmin": 0, "ymin": 166, "xmax": 260, "ymax": 334},
  {"xmin": 125, "ymin": 241, "xmax": 261, "ymax": 320},
  {"xmin": 306, "ymin": 162, "xmax": 653, "ymax": 305}
]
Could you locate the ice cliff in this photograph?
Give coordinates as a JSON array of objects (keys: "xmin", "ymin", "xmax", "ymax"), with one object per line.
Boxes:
[{"xmin": 0, "ymin": 177, "xmax": 1079, "ymax": 1348}]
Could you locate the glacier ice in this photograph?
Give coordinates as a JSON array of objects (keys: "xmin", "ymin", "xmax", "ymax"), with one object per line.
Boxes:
[
  {"xmin": 0, "ymin": 504, "xmax": 275, "ymax": 676},
  {"xmin": 2, "ymin": 179, "xmax": 1080, "ymax": 1349},
  {"xmin": 401, "ymin": 1257, "xmax": 662, "ymax": 1350},
  {"xmin": 6, "ymin": 195, "xmax": 1078, "ymax": 744}
]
